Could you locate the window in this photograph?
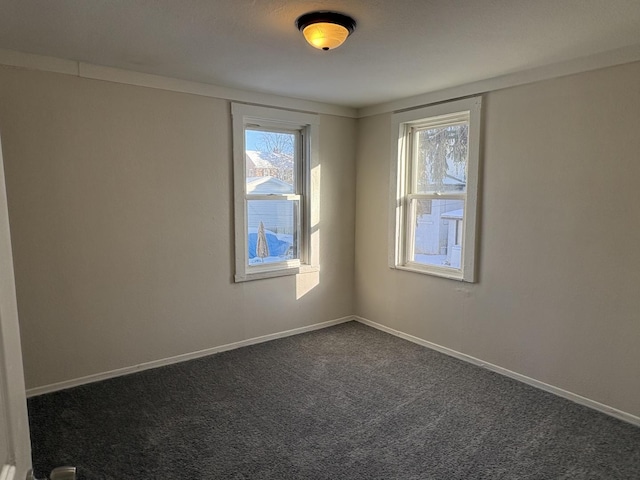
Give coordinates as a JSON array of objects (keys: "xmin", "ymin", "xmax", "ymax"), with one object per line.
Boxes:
[
  {"xmin": 389, "ymin": 97, "xmax": 482, "ymax": 282},
  {"xmin": 232, "ymin": 103, "xmax": 319, "ymax": 282}
]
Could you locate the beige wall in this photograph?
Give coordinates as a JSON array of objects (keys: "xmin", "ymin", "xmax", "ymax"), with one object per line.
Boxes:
[
  {"xmin": 0, "ymin": 67, "xmax": 356, "ymax": 389},
  {"xmin": 355, "ymin": 61, "xmax": 640, "ymax": 417},
  {"xmin": 2, "ymin": 59, "xmax": 639, "ymax": 419}
]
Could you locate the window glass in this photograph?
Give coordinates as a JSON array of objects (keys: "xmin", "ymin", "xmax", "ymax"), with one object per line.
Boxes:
[
  {"xmin": 247, "ymin": 199, "xmax": 299, "ymax": 264},
  {"xmin": 410, "ymin": 199, "xmax": 464, "ymax": 269},
  {"xmin": 245, "ymin": 130, "xmax": 296, "ymax": 194},
  {"xmin": 415, "ymin": 123, "xmax": 468, "ymax": 194}
]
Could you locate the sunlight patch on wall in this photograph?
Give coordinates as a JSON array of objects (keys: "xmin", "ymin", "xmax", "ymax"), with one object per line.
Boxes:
[
  {"xmin": 296, "ymin": 164, "xmax": 321, "ymax": 299},
  {"xmin": 296, "ymin": 269, "xmax": 319, "ymax": 299}
]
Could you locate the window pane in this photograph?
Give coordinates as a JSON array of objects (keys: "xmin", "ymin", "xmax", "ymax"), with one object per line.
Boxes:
[
  {"xmin": 245, "ymin": 130, "xmax": 295, "ymax": 194},
  {"xmin": 415, "ymin": 123, "xmax": 468, "ymax": 194},
  {"xmin": 411, "ymin": 199, "xmax": 464, "ymax": 269},
  {"xmin": 247, "ymin": 199, "xmax": 299, "ymax": 265}
]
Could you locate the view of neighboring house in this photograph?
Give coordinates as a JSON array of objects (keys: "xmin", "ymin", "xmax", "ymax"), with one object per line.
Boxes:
[
  {"xmin": 246, "ymin": 176, "xmax": 296, "ymax": 235},
  {"xmin": 246, "ymin": 175, "xmax": 294, "ymax": 195},
  {"xmin": 245, "ymin": 151, "xmax": 279, "ymax": 177},
  {"xmin": 415, "ymin": 198, "xmax": 464, "ymax": 268},
  {"xmin": 245, "ymin": 150, "xmax": 297, "ymax": 262},
  {"xmin": 246, "ymin": 150, "xmax": 294, "ymax": 184},
  {"xmin": 414, "ymin": 169, "xmax": 466, "ymax": 269}
]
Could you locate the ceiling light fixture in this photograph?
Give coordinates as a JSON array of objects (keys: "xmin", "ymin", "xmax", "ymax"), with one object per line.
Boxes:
[{"xmin": 296, "ymin": 11, "xmax": 356, "ymax": 51}]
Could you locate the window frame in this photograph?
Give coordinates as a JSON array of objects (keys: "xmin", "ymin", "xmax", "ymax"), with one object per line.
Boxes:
[
  {"xmin": 232, "ymin": 103, "xmax": 319, "ymax": 282},
  {"xmin": 389, "ymin": 97, "xmax": 482, "ymax": 282}
]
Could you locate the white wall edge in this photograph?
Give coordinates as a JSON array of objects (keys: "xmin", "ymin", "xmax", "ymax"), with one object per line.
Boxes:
[
  {"xmin": 0, "ymin": 49, "xmax": 356, "ymax": 118},
  {"xmin": 357, "ymin": 43, "xmax": 640, "ymax": 118},
  {"xmin": 0, "ymin": 48, "xmax": 78, "ymax": 76},
  {"xmin": 26, "ymin": 316, "xmax": 355, "ymax": 398},
  {"xmin": 0, "ymin": 465, "xmax": 16, "ymax": 480},
  {"xmin": 354, "ymin": 316, "xmax": 640, "ymax": 427}
]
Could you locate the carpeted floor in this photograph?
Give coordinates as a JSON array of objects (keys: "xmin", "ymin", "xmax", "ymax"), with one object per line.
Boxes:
[{"xmin": 28, "ymin": 321, "xmax": 640, "ymax": 479}]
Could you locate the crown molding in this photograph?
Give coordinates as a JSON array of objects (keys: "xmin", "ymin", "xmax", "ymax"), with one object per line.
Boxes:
[
  {"xmin": 0, "ymin": 48, "xmax": 357, "ymax": 118},
  {"xmin": 2, "ymin": 44, "xmax": 640, "ymax": 120},
  {"xmin": 357, "ymin": 43, "xmax": 640, "ymax": 118},
  {"xmin": 0, "ymin": 48, "xmax": 78, "ymax": 75}
]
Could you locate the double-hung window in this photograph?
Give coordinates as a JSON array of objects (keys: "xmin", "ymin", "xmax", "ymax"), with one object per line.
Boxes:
[
  {"xmin": 232, "ymin": 103, "xmax": 318, "ymax": 282},
  {"xmin": 390, "ymin": 97, "xmax": 482, "ymax": 282}
]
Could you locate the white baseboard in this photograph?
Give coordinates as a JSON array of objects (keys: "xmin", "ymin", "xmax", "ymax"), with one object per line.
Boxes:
[
  {"xmin": 27, "ymin": 314, "xmax": 640, "ymax": 428},
  {"xmin": 26, "ymin": 316, "xmax": 355, "ymax": 398},
  {"xmin": 354, "ymin": 316, "xmax": 640, "ymax": 427}
]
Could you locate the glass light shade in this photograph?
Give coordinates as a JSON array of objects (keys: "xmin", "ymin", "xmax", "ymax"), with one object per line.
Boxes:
[{"xmin": 302, "ymin": 22, "xmax": 349, "ymax": 50}]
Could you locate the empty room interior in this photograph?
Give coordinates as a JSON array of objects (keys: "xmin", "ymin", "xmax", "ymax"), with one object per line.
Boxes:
[{"xmin": 1, "ymin": 1, "xmax": 640, "ymax": 479}]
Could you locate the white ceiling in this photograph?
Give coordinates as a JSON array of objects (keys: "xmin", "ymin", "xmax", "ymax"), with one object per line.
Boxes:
[{"xmin": 1, "ymin": 0, "xmax": 640, "ymax": 109}]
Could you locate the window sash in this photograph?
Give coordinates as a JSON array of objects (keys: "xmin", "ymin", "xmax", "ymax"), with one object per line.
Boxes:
[
  {"xmin": 242, "ymin": 125, "xmax": 306, "ymax": 268},
  {"xmin": 242, "ymin": 127, "xmax": 306, "ymax": 265},
  {"xmin": 409, "ymin": 114, "xmax": 470, "ymax": 131},
  {"xmin": 403, "ymin": 194, "xmax": 466, "ymax": 268},
  {"xmin": 245, "ymin": 195, "xmax": 301, "ymax": 270},
  {"xmin": 246, "ymin": 194, "xmax": 301, "ymax": 201},
  {"xmin": 232, "ymin": 103, "xmax": 318, "ymax": 282},
  {"xmin": 389, "ymin": 96, "xmax": 481, "ymax": 282},
  {"xmin": 245, "ymin": 127, "xmax": 301, "ymax": 195}
]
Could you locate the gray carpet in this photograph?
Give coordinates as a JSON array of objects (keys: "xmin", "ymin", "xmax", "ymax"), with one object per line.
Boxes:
[{"xmin": 28, "ymin": 321, "xmax": 640, "ymax": 479}]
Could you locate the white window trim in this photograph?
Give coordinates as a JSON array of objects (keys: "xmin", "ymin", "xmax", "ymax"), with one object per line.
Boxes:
[
  {"xmin": 232, "ymin": 103, "xmax": 319, "ymax": 282},
  {"xmin": 388, "ymin": 96, "xmax": 482, "ymax": 282}
]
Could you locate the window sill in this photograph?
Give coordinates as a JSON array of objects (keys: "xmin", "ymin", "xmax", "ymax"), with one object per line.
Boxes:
[
  {"xmin": 235, "ymin": 264, "xmax": 319, "ymax": 283},
  {"xmin": 392, "ymin": 264, "xmax": 468, "ymax": 282}
]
